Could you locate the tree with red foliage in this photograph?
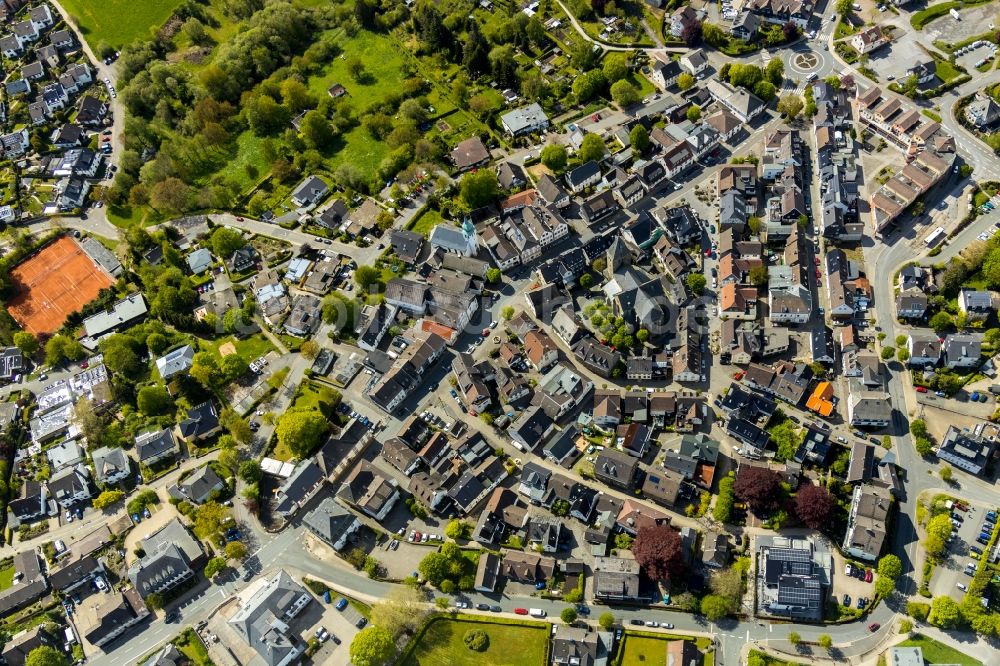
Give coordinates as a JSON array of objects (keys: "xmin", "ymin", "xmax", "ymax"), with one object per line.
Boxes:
[
  {"xmin": 632, "ymin": 524, "xmax": 685, "ymax": 581},
  {"xmin": 794, "ymin": 483, "xmax": 834, "ymax": 529},
  {"xmin": 782, "ymin": 21, "xmax": 798, "ymax": 42},
  {"xmin": 681, "ymin": 20, "xmax": 703, "ymax": 46},
  {"xmin": 733, "ymin": 466, "xmax": 783, "ymax": 512}
]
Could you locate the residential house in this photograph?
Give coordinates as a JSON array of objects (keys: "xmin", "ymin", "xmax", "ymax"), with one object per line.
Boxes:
[
  {"xmin": 155, "ymin": 345, "xmax": 194, "ymax": 380},
  {"xmin": 707, "ymin": 80, "xmax": 765, "ymax": 124},
  {"xmin": 937, "ymin": 425, "xmax": 996, "ymax": 476},
  {"xmin": 337, "ymin": 461, "xmax": 399, "ymax": 521},
  {"xmin": 681, "ymin": 48, "xmax": 709, "ymax": 75},
  {"xmin": 229, "ymin": 570, "xmax": 312, "ymax": 666},
  {"xmin": 594, "ymin": 449, "xmax": 638, "ymax": 490},
  {"xmin": 176, "ymin": 401, "xmax": 221, "ymax": 443},
  {"xmin": 500, "ymin": 103, "xmax": 549, "ymax": 136},
  {"xmin": 82, "ymin": 590, "xmax": 149, "ymax": 648},
  {"xmin": 91, "ymin": 446, "xmax": 130, "ymax": 485},
  {"xmin": 907, "ymin": 333, "xmax": 940, "ymax": 368},
  {"xmin": 303, "ymin": 497, "xmax": 360, "ymax": 551},
  {"xmin": 290, "ymin": 175, "xmax": 329, "ymax": 207},
  {"xmin": 135, "ymin": 428, "xmax": 180, "ymax": 467},
  {"xmin": 843, "ymin": 484, "xmax": 892, "ymax": 561},
  {"xmin": 451, "ymin": 136, "xmax": 490, "ymax": 171},
  {"xmin": 169, "ymin": 465, "xmax": 225, "ymax": 505},
  {"xmin": 593, "ymin": 556, "xmax": 646, "ymax": 602},
  {"xmin": 958, "ymin": 290, "xmax": 993, "ymax": 322},
  {"xmin": 942, "ymin": 333, "xmax": 982, "ymax": 369}
]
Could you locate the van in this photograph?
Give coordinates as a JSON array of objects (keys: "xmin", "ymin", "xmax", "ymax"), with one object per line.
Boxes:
[
  {"xmin": 512, "ymin": 441, "xmax": 525, "ymax": 452},
  {"xmin": 529, "ymin": 608, "xmax": 547, "ymax": 618}
]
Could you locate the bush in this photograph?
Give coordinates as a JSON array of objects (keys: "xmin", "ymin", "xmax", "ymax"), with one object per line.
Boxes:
[
  {"xmin": 907, "ymin": 601, "xmax": 930, "ymax": 621},
  {"xmin": 463, "ymin": 629, "xmax": 489, "ymax": 651}
]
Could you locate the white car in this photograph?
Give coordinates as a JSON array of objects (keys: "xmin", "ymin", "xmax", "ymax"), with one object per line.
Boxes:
[{"xmin": 95, "ymin": 575, "xmax": 108, "ymax": 592}]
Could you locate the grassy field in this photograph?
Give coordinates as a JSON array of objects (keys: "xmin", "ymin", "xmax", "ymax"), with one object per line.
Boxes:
[
  {"xmin": 59, "ymin": 0, "xmax": 184, "ymax": 48},
  {"xmin": 619, "ymin": 633, "xmax": 714, "ymax": 666},
  {"xmin": 896, "ymin": 635, "xmax": 983, "ymax": 665},
  {"xmin": 401, "ymin": 618, "xmax": 549, "ymax": 666},
  {"xmin": 745, "ymin": 651, "xmax": 804, "ymax": 666}
]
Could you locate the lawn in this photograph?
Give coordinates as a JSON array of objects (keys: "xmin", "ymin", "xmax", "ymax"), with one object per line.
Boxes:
[
  {"xmin": 745, "ymin": 651, "xmax": 804, "ymax": 666},
  {"xmin": 619, "ymin": 633, "xmax": 714, "ymax": 666},
  {"xmin": 174, "ymin": 629, "xmax": 212, "ymax": 666},
  {"xmin": 911, "ymin": 2, "xmax": 961, "ymax": 30},
  {"xmin": 271, "ymin": 379, "xmax": 340, "ymax": 460},
  {"xmin": 401, "ymin": 618, "xmax": 549, "ymax": 666},
  {"xmin": 0, "ymin": 563, "xmax": 14, "ymax": 591},
  {"xmin": 935, "ymin": 59, "xmax": 964, "ymax": 83},
  {"xmin": 408, "ymin": 207, "xmax": 446, "ymax": 236},
  {"xmin": 896, "ymin": 635, "xmax": 983, "ymax": 665},
  {"xmin": 59, "ymin": 0, "xmax": 184, "ymax": 48},
  {"xmin": 201, "ymin": 334, "xmax": 276, "ymax": 364}
]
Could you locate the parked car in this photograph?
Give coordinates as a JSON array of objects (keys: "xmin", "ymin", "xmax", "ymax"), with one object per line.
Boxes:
[
  {"xmin": 514, "ymin": 608, "xmax": 529, "ymax": 615},
  {"xmin": 476, "ymin": 603, "xmax": 491, "ymax": 611},
  {"xmin": 490, "ymin": 605, "xmax": 502, "ymax": 612},
  {"xmin": 336, "ymin": 598, "xmax": 348, "ymax": 611},
  {"xmin": 868, "ymin": 623, "xmax": 880, "ymax": 632}
]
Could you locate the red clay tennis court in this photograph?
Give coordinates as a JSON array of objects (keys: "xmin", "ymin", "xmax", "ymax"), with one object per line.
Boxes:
[{"xmin": 6, "ymin": 236, "xmax": 115, "ymax": 335}]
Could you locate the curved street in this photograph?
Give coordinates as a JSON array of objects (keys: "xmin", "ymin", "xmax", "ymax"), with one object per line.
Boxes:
[{"xmin": 10, "ymin": 2, "xmax": 1000, "ymax": 665}]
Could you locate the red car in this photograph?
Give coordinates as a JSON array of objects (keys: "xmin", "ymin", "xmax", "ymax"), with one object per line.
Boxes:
[
  {"xmin": 865, "ymin": 569, "xmax": 873, "ymax": 582},
  {"xmin": 733, "ymin": 372, "xmax": 745, "ymax": 380},
  {"xmin": 514, "ymin": 608, "xmax": 529, "ymax": 615},
  {"xmin": 916, "ymin": 386, "xmax": 928, "ymax": 393},
  {"xmin": 868, "ymin": 622, "xmax": 880, "ymax": 632}
]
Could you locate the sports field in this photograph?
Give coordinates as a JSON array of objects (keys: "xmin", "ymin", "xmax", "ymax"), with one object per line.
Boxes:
[{"xmin": 6, "ymin": 236, "xmax": 114, "ymax": 334}]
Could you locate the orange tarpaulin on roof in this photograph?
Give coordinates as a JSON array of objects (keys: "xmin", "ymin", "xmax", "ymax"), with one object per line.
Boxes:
[{"xmin": 806, "ymin": 381, "xmax": 835, "ymax": 417}]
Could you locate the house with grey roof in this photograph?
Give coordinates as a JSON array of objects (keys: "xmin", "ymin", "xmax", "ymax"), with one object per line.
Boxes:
[
  {"xmin": 943, "ymin": 333, "xmax": 982, "ymax": 369},
  {"xmin": 186, "ymin": 248, "xmax": 213, "ymax": 275},
  {"xmin": 500, "ymin": 102, "xmax": 549, "ymax": 136},
  {"xmin": 847, "ymin": 390, "xmax": 891, "ymax": 428},
  {"xmin": 135, "ymin": 428, "xmax": 179, "ymax": 466},
  {"xmin": 937, "ymin": 425, "xmax": 996, "ymax": 476},
  {"xmin": 46, "ymin": 438, "xmax": 84, "ymax": 471},
  {"xmin": 337, "ymin": 461, "xmax": 399, "ymax": 521},
  {"xmin": 0, "ymin": 551, "xmax": 48, "ymax": 618},
  {"xmin": 128, "ymin": 541, "xmax": 196, "ymax": 599},
  {"xmin": 47, "ymin": 464, "xmax": 91, "ymax": 508},
  {"xmin": 290, "ymin": 175, "xmax": 329, "ymax": 207},
  {"xmin": 169, "ymin": 464, "xmax": 225, "ymax": 505},
  {"xmin": 303, "ymin": 496, "xmax": 360, "ymax": 551},
  {"xmin": 91, "ymin": 446, "xmax": 131, "ymax": 485},
  {"xmin": 958, "ymin": 290, "xmax": 993, "ymax": 322},
  {"xmin": 81, "ymin": 294, "xmax": 147, "ymax": 340},
  {"xmin": 2, "ymin": 626, "xmax": 59, "ymax": 666},
  {"xmin": 155, "ymin": 345, "xmax": 195, "ymax": 380},
  {"xmin": 274, "ymin": 460, "xmax": 325, "ymax": 518},
  {"xmin": 81, "ymin": 589, "xmax": 149, "ymax": 648},
  {"xmin": 229, "ymin": 570, "xmax": 312, "ymax": 666},
  {"xmin": 177, "ymin": 401, "xmax": 221, "ymax": 442},
  {"xmin": 907, "ymin": 333, "xmax": 940, "ymax": 368}
]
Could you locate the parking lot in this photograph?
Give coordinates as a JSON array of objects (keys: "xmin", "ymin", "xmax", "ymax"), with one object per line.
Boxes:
[
  {"xmin": 921, "ymin": 3, "xmax": 1000, "ymax": 47},
  {"xmin": 956, "ymin": 42, "xmax": 998, "ymax": 72},
  {"xmin": 931, "ymin": 499, "xmax": 997, "ymax": 601}
]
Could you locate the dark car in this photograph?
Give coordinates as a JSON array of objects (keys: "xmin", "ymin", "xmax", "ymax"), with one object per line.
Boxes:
[
  {"xmin": 165, "ymin": 611, "xmax": 180, "ymax": 624},
  {"xmin": 630, "ymin": 619, "xmax": 644, "ymax": 626},
  {"xmin": 331, "ymin": 635, "xmax": 342, "ymax": 645},
  {"xmin": 476, "ymin": 603, "xmax": 490, "ymax": 611},
  {"xmin": 868, "ymin": 622, "xmax": 880, "ymax": 632},
  {"xmin": 490, "ymin": 605, "xmax": 502, "ymax": 612},
  {"xmin": 576, "ymin": 604, "xmax": 591, "ymax": 615},
  {"xmin": 356, "ymin": 617, "xmax": 368, "ymax": 629}
]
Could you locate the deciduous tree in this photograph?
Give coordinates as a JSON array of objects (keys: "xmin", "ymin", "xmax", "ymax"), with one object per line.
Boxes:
[
  {"xmin": 578, "ymin": 133, "xmax": 607, "ymax": 163},
  {"xmin": 351, "ymin": 626, "xmax": 395, "ymax": 666},
  {"xmin": 275, "ymin": 411, "xmax": 329, "ymax": 459},
  {"xmin": 541, "ymin": 144, "xmax": 568, "ymax": 171},
  {"xmin": 632, "ymin": 524, "xmax": 685, "ymax": 580},
  {"xmin": 734, "ymin": 466, "xmax": 783, "ymax": 512},
  {"xmin": 794, "ymin": 482, "xmax": 834, "ymax": 529}
]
